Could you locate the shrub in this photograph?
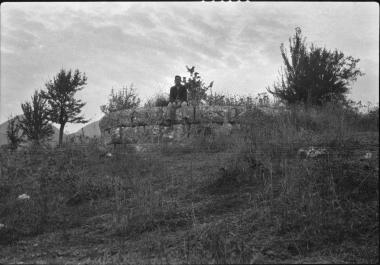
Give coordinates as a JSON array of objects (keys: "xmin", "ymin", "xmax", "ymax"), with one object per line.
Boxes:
[
  {"xmin": 145, "ymin": 93, "xmax": 170, "ymax": 107},
  {"xmin": 100, "ymin": 84, "xmax": 141, "ymax": 114}
]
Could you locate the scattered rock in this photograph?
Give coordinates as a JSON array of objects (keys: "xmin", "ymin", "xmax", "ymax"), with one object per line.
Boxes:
[
  {"xmin": 135, "ymin": 144, "xmax": 145, "ymax": 152},
  {"xmin": 363, "ymin": 151, "xmax": 372, "ymax": 160},
  {"xmin": 298, "ymin": 146, "xmax": 328, "ymax": 159},
  {"xmin": 307, "ymin": 147, "xmax": 327, "ymax": 158},
  {"xmin": 17, "ymin": 193, "xmax": 30, "ymax": 200},
  {"xmin": 264, "ymin": 250, "xmax": 276, "ymax": 257},
  {"xmin": 0, "ymin": 223, "xmax": 5, "ymax": 229}
]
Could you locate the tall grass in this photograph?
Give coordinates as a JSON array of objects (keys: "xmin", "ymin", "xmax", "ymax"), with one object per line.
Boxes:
[
  {"xmin": 0, "ymin": 141, "xmax": 145, "ymax": 243},
  {"xmin": 216, "ymin": 103, "xmax": 378, "ymax": 257},
  {"xmin": 0, "ymin": 102, "xmax": 378, "ymax": 263}
]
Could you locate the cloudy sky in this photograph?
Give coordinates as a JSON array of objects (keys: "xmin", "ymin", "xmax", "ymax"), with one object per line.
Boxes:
[{"xmin": 1, "ymin": 2, "xmax": 378, "ymax": 133}]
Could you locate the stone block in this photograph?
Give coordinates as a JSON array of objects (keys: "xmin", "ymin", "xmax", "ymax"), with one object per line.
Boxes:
[{"xmin": 99, "ymin": 105, "xmax": 279, "ymax": 146}]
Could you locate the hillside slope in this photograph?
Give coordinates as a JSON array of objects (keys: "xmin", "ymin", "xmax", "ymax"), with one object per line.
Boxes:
[
  {"xmin": 0, "ymin": 106, "xmax": 378, "ymax": 264},
  {"xmin": 70, "ymin": 120, "xmax": 101, "ymax": 138},
  {"xmin": 0, "ymin": 118, "xmax": 64, "ymax": 146}
]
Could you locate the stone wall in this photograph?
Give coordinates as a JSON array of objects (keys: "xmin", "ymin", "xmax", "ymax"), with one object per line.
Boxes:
[{"xmin": 99, "ymin": 105, "xmax": 248, "ymax": 145}]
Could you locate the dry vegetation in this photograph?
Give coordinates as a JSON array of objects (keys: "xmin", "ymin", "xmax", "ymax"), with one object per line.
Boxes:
[{"xmin": 0, "ymin": 104, "xmax": 378, "ymax": 264}]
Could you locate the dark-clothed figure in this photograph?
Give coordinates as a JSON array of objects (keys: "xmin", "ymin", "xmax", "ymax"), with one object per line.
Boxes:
[
  {"xmin": 169, "ymin": 75, "xmax": 187, "ymax": 104},
  {"xmin": 167, "ymin": 75, "xmax": 188, "ymax": 123}
]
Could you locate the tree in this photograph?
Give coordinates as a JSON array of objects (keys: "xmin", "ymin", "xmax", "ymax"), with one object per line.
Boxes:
[
  {"xmin": 185, "ymin": 66, "xmax": 213, "ymax": 106},
  {"xmin": 18, "ymin": 90, "xmax": 54, "ymax": 145},
  {"xmin": 6, "ymin": 115, "xmax": 24, "ymax": 150},
  {"xmin": 100, "ymin": 84, "xmax": 141, "ymax": 114},
  {"xmin": 267, "ymin": 27, "xmax": 364, "ymax": 106},
  {"xmin": 43, "ymin": 69, "xmax": 88, "ymax": 146}
]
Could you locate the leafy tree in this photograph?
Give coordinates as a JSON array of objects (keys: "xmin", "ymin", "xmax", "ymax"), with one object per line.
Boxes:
[
  {"xmin": 18, "ymin": 90, "xmax": 54, "ymax": 145},
  {"xmin": 6, "ymin": 115, "xmax": 24, "ymax": 150},
  {"xmin": 185, "ymin": 66, "xmax": 213, "ymax": 106},
  {"xmin": 267, "ymin": 27, "xmax": 364, "ymax": 106},
  {"xmin": 100, "ymin": 84, "xmax": 141, "ymax": 113},
  {"xmin": 42, "ymin": 69, "xmax": 88, "ymax": 146}
]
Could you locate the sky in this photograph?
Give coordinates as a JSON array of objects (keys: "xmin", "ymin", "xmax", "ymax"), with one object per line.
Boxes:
[{"xmin": 1, "ymin": 2, "xmax": 378, "ymax": 133}]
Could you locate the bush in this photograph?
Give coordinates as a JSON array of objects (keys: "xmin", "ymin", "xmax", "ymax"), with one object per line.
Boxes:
[
  {"xmin": 100, "ymin": 84, "xmax": 141, "ymax": 114},
  {"xmin": 145, "ymin": 93, "xmax": 170, "ymax": 107},
  {"xmin": 205, "ymin": 92, "xmax": 272, "ymax": 108}
]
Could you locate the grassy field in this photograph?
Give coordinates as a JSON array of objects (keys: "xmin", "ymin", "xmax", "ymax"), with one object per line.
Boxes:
[{"xmin": 0, "ymin": 104, "xmax": 378, "ymax": 264}]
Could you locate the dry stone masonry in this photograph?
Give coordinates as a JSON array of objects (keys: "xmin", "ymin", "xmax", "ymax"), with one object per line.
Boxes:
[{"xmin": 99, "ymin": 105, "xmax": 248, "ymax": 146}]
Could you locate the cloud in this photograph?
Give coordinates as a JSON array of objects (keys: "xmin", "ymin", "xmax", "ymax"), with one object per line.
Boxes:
[{"xmin": 1, "ymin": 2, "xmax": 378, "ymax": 133}]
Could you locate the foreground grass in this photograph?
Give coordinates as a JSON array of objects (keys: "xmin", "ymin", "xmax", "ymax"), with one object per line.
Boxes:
[{"xmin": 0, "ymin": 105, "xmax": 378, "ymax": 264}]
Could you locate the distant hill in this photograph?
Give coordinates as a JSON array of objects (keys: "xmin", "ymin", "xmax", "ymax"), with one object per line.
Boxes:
[
  {"xmin": 69, "ymin": 120, "xmax": 101, "ymax": 138},
  {"xmin": 0, "ymin": 117, "xmax": 101, "ymax": 147},
  {"xmin": 0, "ymin": 116, "xmax": 64, "ymax": 147}
]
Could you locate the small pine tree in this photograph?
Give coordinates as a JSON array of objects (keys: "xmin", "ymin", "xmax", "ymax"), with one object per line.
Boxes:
[{"xmin": 18, "ymin": 90, "xmax": 54, "ymax": 145}]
